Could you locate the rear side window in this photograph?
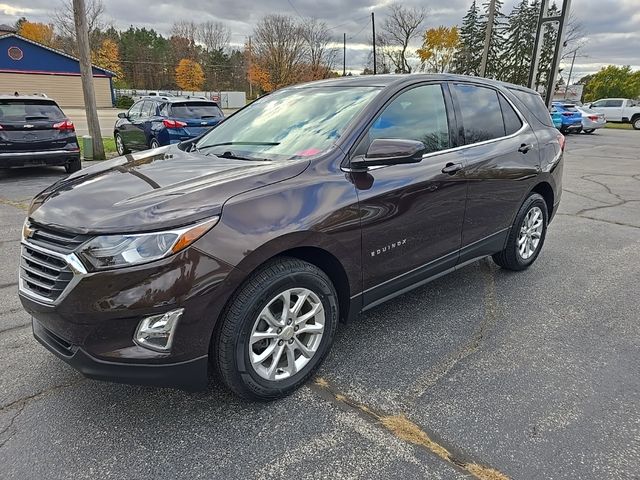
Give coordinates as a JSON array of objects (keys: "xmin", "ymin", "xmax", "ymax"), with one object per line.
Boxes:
[
  {"xmin": 365, "ymin": 84, "xmax": 450, "ymax": 154},
  {"xmin": 499, "ymin": 95, "xmax": 522, "ymax": 135},
  {"xmin": 453, "ymin": 84, "xmax": 504, "ymax": 144},
  {"xmin": 0, "ymin": 100, "xmax": 64, "ymax": 122},
  {"xmin": 508, "ymin": 88, "xmax": 554, "ymax": 127},
  {"xmin": 170, "ymin": 102, "xmax": 223, "ymax": 119},
  {"xmin": 605, "ymin": 100, "xmax": 623, "ymax": 107}
]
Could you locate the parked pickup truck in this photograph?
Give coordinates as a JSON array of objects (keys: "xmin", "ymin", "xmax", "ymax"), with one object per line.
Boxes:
[{"xmin": 585, "ymin": 98, "xmax": 640, "ymax": 130}]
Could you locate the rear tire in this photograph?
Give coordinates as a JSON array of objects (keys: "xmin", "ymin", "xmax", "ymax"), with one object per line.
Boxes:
[
  {"xmin": 492, "ymin": 193, "xmax": 548, "ymax": 271},
  {"xmin": 149, "ymin": 137, "xmax": 160, "ymax": 149},
  {"xmin": 115, "ymin": 133, "xmax": 129, "ymax": 155},
  {"xmin": 64, "ymin": 157, "xmax": 81, "ymax": 174},
  {"xmin": 214, "ymin": 257, "xmax": 339, "ymax": 401},
  {"xmin": 632, "ymin": 117, "xmax": 640, "ymax": 130}
]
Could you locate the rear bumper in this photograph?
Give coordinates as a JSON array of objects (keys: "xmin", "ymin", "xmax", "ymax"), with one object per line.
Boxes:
[
  {"xmin": 0, "ymin": 150, "xmax": 80, "ymax": 168},
  {"xmin": 561, "ymin": 123, "xmax": 582, "ymax": 131},
  {"xmin": 33, "ymin": 318, "xmax": 209, "ymax": 391}
]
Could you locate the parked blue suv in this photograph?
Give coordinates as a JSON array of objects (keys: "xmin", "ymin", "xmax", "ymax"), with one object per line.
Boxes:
[
  {"xmin": 551, "ymin": 102, "xmax": 582, "ymax": 134},
  {"xmin": 114, "ymin": 97, "xmax": 224, "ymax": 154}
]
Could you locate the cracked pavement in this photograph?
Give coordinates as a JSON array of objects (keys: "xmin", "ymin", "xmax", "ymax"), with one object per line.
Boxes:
[{"xmin": 1, "ymin": 129, "xmax": 639, "ymax": 479}]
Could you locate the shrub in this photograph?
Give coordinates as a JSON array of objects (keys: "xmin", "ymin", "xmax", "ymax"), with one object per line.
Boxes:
[{"xmin": 115, "ymin": 95, "xmax": 134, "ymax": 109}]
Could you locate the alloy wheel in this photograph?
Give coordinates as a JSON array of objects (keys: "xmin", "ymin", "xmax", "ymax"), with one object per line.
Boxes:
[
  {"xmin": 249, "ymin": 288, "xmax": 325, "ymax": 381},
  {"xmin": 116, "ymin": 134, "xmax": 124, "ymax": 155},
  {"xmin": 517, "ymin": 206, "xmax": 543, "ymax": 260}
]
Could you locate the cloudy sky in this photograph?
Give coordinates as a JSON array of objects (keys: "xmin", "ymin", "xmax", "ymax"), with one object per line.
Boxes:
[{"xmin": 1, "ymin": 0, "xmax": 639, "ymax": 80}]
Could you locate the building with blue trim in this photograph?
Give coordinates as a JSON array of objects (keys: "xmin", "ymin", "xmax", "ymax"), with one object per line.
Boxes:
[{"xmin": 0, "ymin": 33, "xmax": 115, "ymax": 107}]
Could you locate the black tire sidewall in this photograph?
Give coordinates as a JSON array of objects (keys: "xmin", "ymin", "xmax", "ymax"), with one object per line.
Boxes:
[
  {"xmin": 150, "ymin": 138, "xmax": 159, "ymax": 148},
  {"xmin": 512, "ymin": 194, "xmax": 548, "ymax": 268},
  {"xmin": 217, "ymin": 260, "xmax": 338, "ymax": 399}
]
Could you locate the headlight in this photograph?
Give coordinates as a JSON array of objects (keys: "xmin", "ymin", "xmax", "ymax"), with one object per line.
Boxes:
[{"xmin": 78, "ymin": 217, "xmax": 218, "ymax": 270}]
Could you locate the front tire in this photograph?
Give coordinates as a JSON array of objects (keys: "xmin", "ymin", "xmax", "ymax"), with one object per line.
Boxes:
[
  {"xmin": 149, "ymin": 137, "xmax": 160, "ymax": 149},
  {"xmin": 583, "ymin": 129, "xmax": 595, "ymax": 134},
  {"xmin": 492, "ymin": 193, "xmax": 548, "ymax": 271},
  {"xmin": 632, "ymin": 117, "xmax": 640, "ymax": 130},
  {"xmin": 214, "ymin": 257, "xmax": 339, "ymax": 400},
  {"xmin": 115, "ymin": 133, "xmax": 129, "ymax": 155}
]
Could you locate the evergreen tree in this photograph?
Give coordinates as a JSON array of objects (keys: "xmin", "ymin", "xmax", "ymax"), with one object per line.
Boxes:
[
  {"xmin": 499, "ymin": 0, "xmax": 539, "ymax": 85},
  {"xmin": 453, "ymin": 1, "xmax": 483, "ymax": 75}
]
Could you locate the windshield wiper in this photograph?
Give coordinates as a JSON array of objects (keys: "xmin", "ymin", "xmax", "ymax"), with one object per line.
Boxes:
[
  {"xmin": 197, "ymin": 141, "xmax": 280, "ymax": 149},
  {"xmin": 200, "ymin": 115, "xmax": 220, "ymax": 119},
  {"xmin": 215, "ymin": 151, "xmax": 269, "ymax": 162}
]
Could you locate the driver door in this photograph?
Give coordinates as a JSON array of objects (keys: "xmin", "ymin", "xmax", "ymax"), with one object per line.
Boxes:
[{"xmin": 351, "ymin": 83, "xmax": 468, "ymax": 307}]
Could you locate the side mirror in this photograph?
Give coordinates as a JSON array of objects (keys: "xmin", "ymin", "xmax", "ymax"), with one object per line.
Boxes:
[
  {"xmin": 351, "ymin": 138, "xmax": 425, "ymax": 169},
  {"xmin": 118, "ymin": 112, "xmax": 127, "ymax": 119}
]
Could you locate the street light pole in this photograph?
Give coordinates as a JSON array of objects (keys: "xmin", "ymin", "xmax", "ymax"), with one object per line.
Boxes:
[{"xmin": 343, "ymin": 33, "xmax": 346, "ymax": 76}]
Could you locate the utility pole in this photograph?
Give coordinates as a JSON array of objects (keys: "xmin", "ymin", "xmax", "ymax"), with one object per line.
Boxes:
[
  {"xmin": 248, "ymin": 36, "xmax": 253, "ymax": 99},
  {"xmin": 371, "ymin": 12, "xmax": 377, "ymax": 75},
  {"xmin": 343, "ymin": 33, "xmax": 346, "ymax": 76},
  {"xmin": 479, "ymin": 0, "xmax": 496, "ymax": 77},
  {"xmin": 72, "ymin": 0, "xmax": 105, "ymax": 160},
  {"xmin": 564, "ymin": 49, "xmax": 576, "ymax": 98}
]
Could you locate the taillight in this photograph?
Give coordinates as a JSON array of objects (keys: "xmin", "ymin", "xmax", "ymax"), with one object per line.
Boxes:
[
  {"xmin": 558, "ymin": 133, "xmax": 566, "ymax": 151},
  {"xmin": 588, "ymin": 115, "xmax": 598, "ymax": 121},
  {"xmin": 53, "ymin": 120, "xmax": 74, "ymax": 131},
  {"xmin": 162, "ymin": 119, "xmax": 187, "ymax": 129}
]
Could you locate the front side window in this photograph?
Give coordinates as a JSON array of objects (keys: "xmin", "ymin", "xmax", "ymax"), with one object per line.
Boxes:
[
  {"xmin": 454, "ymin": 84, "xmax": 505, "ymax": 144},
  {"xmin": 364, "ymin": 84, "xmax": 450, "ymax": 154},
  {"xmin": 128, "ymin": 101, "xmax": 144, "ymax": 119},
  {"xmin": 195, "ymin": 86, "xmax": 381, "ymax": 161}
]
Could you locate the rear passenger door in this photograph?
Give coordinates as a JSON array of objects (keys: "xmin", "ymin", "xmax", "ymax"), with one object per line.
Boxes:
[{"xmin": 451, "ymin": 83, "xmax": 539, "ymax": 262}]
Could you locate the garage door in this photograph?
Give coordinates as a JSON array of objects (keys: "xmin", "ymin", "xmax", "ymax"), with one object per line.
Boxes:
[{"xmin": 0, "ymin": 73, "xmax": 112, "ymax": 108}]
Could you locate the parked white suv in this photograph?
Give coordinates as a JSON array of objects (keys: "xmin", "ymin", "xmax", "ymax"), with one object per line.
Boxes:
[{"xmin": 586, "ymin": 98, "xmax": 640, "ymax": 130}]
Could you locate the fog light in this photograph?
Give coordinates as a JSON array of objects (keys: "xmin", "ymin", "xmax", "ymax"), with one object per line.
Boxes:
[{"xmin": 134, "ymin": 308, "xmax": 183, "ymax": 352}]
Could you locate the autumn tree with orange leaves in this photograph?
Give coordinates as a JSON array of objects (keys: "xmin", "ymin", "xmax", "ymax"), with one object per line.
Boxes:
[
  {"xmin": 92, "ymin": 39, "xmax": 124, "ymax": 82},
  {"xmin": 18, "ymin": 21, "xmax": 56, "ymax": 47},
  {"xmin": 175, "ymin": 59, "xmax": 205, "ymax": 91},
  {"xmin": 417, "ymin": 26, "xmax": 460, "ymax": 73}
]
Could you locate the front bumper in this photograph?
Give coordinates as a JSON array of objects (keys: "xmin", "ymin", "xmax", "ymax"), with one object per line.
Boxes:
[
  {"xmin": 33, "ymin": 318, "xmax": 209, "ymax": 390},
  {"xmin": 20, "ymin": 243, "xmax": 239, "ymax": 391},
  {"xmin": 0, "ymin": 150, "xmax": 80, "ymax": 168}
]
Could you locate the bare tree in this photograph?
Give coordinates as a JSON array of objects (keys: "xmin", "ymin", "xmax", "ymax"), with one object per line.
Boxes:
[
  {"xmin": 171, "ymin": 20, "xmax": 198, "ymax": 44},
  {"xmin": 54, "ymin": 0, "xmax": 106, "ymax": 53},
  {"xmin": 301, "ymin": 19, "xmax": 336, "ymax": 79},
  {"xmin": 562, "ymin": 13, "xmax": 587, "ymax": 60},
  {"xmin": 379, "ymin": 3, "xmax": 426, "ymax": 73},
  {"xmin": 253, "ymin": 14, "xmax": 307, "ymax": 88},
  {"xmin": 198, "ymin": 21, "xmax": 230, "ymax": 53}
]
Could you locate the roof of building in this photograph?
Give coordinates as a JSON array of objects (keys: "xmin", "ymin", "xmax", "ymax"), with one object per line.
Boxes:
[
  {"xmin": 0, "ymin": 24, "xmax": 17, "ymax": 33},
  {"xmin": 0, "ymin": 33, "xmax": 115, "ymax": 76}
]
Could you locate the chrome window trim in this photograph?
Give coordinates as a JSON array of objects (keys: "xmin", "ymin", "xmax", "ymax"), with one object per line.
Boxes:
[
  {"xmin": 341, "ymin": 83, "xmax": 531, "ymax": 173},
  {"xmin": 18, "ymin": 240, "xmax": 88, "ymax": 306}
]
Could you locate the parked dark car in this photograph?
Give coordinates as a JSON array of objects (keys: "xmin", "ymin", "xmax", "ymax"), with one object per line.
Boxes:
[
  {"xmin": 20, "ymin": 74, "xmax": 563, "ymax": 400},
  {"xmin": 551, "ymin": 102, "xmax": 583, "ymax": 134},
  {"xmin": 113, "ymin": 97, "xmax": 224, "ymax": 154},
  {"xmin": 0, "ymin": 94, "xmax": 81, "ymax": 172}
]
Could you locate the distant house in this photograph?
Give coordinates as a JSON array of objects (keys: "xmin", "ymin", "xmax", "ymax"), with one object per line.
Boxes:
[
  {"xmin": 0, "ymin": 33, "xmax": 115, "ymax": 108},
  {"xmin": 0, "ymin": 24, "xmax": 17, "ymax": 36}
]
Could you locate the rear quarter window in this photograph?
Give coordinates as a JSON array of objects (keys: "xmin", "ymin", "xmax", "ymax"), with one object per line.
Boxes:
[
  {"xmin": 0, "ymin": 100, "xmax": 64, "ymax": 122},
  {"xmin": 508, "ymin": 88, "xmax": 554, "ymax": 127}
]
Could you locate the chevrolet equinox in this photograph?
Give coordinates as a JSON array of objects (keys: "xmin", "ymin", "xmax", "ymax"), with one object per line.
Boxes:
[{"xmin": 19, "ymin": 75, "xmax": 563, "ymax": 400}]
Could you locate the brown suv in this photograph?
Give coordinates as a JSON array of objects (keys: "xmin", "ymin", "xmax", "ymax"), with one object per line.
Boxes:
[{"xmin": 19, "ymin": 75, "xmax": 563, "ymax": 400}]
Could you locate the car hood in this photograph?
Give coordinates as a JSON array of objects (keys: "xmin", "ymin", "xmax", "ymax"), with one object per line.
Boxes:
[{"xmin": 29, "ymin": 145, "xmax": 309, "ymax": 234}]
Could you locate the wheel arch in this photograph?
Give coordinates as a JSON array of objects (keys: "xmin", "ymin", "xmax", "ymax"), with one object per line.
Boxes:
[{"xmin": 530, "ymin": 181, "xmax": 554, "ymax": 218}]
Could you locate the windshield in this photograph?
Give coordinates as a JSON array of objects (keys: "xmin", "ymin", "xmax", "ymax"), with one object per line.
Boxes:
[
  {"xmin": 0, "ymin": 100, "xmax": 64, "ymax": 122},
  {"xmin": 194, "ymin": 86, "xmax": 381, "ymax": 160},
  {"xmin": 171, "ymin": 102, "xmax": 223, "ymax": 119}
]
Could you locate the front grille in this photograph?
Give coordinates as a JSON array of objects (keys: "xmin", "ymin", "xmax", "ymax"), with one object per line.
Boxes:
[
  {"xmin": 20, "ymin": 245, "xmax": 73, "ymax": 302},
  {"xmin": 28, "ymin": 224, "xmax": 90, "ymax": 254}
]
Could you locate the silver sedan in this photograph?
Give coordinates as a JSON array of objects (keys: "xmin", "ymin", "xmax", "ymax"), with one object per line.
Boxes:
[{"xmin": 576, "ymin": 106, "xmax": 606, "ymax": 133}]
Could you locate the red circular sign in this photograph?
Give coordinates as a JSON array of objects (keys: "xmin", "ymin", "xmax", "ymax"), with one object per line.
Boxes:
[{"xmin": 8, "ymin": 46, "xmax": 23, "ymax": 61}]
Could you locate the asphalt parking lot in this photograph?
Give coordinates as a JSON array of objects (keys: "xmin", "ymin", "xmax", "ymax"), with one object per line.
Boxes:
[{"xmin": 0, "ymin": 129, "xmax": 638, "ymax": 479}]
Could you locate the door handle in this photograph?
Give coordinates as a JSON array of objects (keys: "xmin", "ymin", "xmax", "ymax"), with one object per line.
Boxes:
[
  {"xmin": 441, "ymin": 162, "xmax": 463, "ymax": 175},
  {"xmin": 518, "ymin": 143, "xmax": 533, "ymax": 154}
]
